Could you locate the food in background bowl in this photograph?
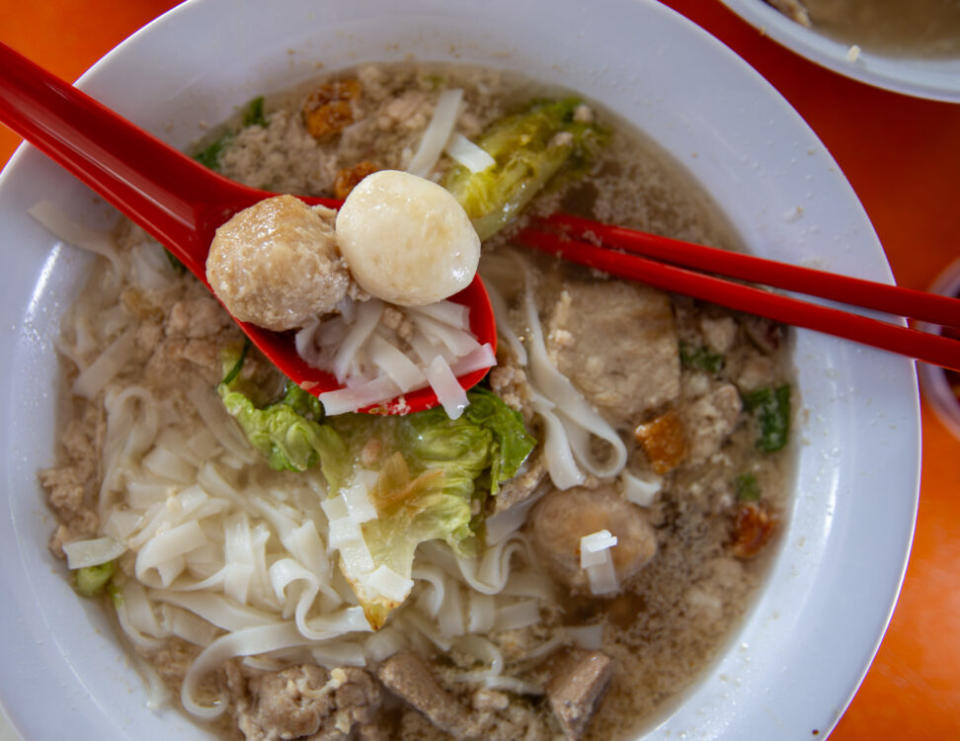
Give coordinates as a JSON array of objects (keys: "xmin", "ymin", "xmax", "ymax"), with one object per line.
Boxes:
[
  {"xmin": 763, "ymin": 0, "xmax": 960, "ymax": 57},
  {"xmin": 39, "ymin": 63, "xmax": 794, "ymax": 739},
  {"xmin": 723, "ymin": 0, "xmax": 960, "ymax": 101}
]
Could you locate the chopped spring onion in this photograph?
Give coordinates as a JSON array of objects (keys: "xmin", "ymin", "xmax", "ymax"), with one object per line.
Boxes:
[
  {"xmin": 445, "ymin": 133, "xmax": 496, "ymax": 173},
  {"xmin": 406, "ymin": 88, "xmax": 464, "ymax": 177}
]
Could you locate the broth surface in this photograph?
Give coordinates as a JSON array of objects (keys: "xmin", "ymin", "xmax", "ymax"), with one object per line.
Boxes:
[{"xmin": 42, "ymin": 62, "xmax": 794, "ymax": 740}]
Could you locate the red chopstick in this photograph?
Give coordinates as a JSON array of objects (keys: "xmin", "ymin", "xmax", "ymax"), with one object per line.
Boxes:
[
  {"xmin": 514, "ymin": 217, "xmax": 960, "ymax": 372},
  {"xmin": 540, "ymin": 213, "xmax": 960, "ymax": 328}
]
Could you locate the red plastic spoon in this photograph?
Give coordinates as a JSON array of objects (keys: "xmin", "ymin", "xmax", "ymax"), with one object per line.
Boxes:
[{"xmin": 0, "ymin": 42, "xmax": 496, "ymax": 414}]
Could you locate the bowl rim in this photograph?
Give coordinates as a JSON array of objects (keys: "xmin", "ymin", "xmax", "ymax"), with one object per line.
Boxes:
[{"xmin": 0, "ymin": 1, "xmax": 921, "ymax": 739}]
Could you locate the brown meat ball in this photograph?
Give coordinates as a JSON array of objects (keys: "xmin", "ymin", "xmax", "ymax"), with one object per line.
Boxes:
[
  {"xmin": 206, "ymin": 194, "xmax": 351, "ymax": 331},
  {"xmin": 530, "ymin": 485, "xmax": 657, "ymax": 594}
]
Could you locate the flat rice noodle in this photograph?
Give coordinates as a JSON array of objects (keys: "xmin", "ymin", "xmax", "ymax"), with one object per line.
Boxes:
[
  {"xmin": 168, "ymin": 605, "xmax": 221, "ymax": 647},
  {"xmin": 407, "ymin": 300, "xmax": 470, "ymax": 330},
  {"xmin": 63, "ymin": 536, "xmax": 126, "ymax": 569},
  {"xmin": 425, "ymin": 354, "xmax": 468, "ymax": 420},
  {"xmin": 364, "ymin": 626, "xmax": 406, "ymax": 662},
  {"xmin": 529, "ymin": 392, "xmax": 585, "ymax": 490},
  {"xmin": 311, "ymin": 641, "xmax": 366, "ymax": 668},
  {"xmin": 521, "ymin": 276, "xmax": 626, "ymax": 480},
  {"xmin": 448, "ymin": 342, "xmax": 496, "ymax": 377},
  {"xmin": 621, "ymin": 470, "xmax": 662, "ymax": 507},
  {"xmin": 28, "ymin": 199, "xmax": 124, "ymax": 274},
  {"xmin": 181, "ymin": 607, "xmax": 372, "ymax": 718},
  {"xmin": 368, "ymin": 334, "xmax": 425, "ymax": 392},
  {"xmin": 406, "ymin": 88, "xmax": 464, "ymax": 177},
  {"xmin": 136, "ymin": 520, "xmax": 208, "ymax": 585},
  {"xmin": 411, "ymin": 564, "xmax": 447, "ymax": 618},
  {"xmin": 494, "ymin": 599, "xmax": 541, "ymax": 631},
  {"xmin": 332, "ymin": 299, "xmax": 384, "ymax": 381},
  {"xmin": 142, "ymin": 445, "xmax": 197, "ymax": 483},
  {"xmin": 152, "ymin": 590, "xmax": 276, "ymax": 632},
  {"xmin": 467, "ymin": 592, "xmax": 496, "ymax": 633},
  {"xmin": 444, "ymin": 133, "xmax": 496, "ymax": 173},
  {"xmin": 410, "ymin": 312, "xmax": 481, "ymax": 357},
  {"xmin": 436, "ymin": 581, "xmax": 465, "ymax": 638},
  {"xmin": 73, "ymin": 327, "xmax": 136, "ymax": 399},
  {"xmin": 318, "ymin": 376, "xmax": 401, "ymax": 416},
  {"xmin": 188, "ymin": 384, "xmax": 258, "ymax": 464}
]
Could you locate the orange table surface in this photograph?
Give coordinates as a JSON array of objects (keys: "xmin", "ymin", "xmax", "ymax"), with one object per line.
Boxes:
[{"xmin": 1, "ymin": 0, "xmax": 958, "ymax": 737}]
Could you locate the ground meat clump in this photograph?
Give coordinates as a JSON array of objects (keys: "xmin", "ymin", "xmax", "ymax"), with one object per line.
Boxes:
[
  {"xmin": 206, "ymin": 195, "xmax": 352, "ymax": 331},
  {"xmin": 226, "ymin": 663, "xmax": 381, "ymax": 741}
]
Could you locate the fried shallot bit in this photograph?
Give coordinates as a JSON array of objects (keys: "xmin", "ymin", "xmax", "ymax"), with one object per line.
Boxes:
[
  {"xmin": 730, "ymin": 501, "xmax": 778, "ymax": 559},
  {"xmin": 634, "ymin": 408, "xmax": 687, "ymax": 474},
  {"xmin": 303, "ymin": 78, "xmax": 362, "ymax": 139},
  {"xmin": 334, "ymin": 161, "xmax": 380, "ymax": 200}
]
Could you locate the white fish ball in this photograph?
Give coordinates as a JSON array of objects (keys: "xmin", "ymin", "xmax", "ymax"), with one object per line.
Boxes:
[{"xmin": 335, "ymin": 170, "xmax": 481, "ymax": 306}]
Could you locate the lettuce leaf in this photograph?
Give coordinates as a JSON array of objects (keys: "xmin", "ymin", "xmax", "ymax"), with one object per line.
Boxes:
[
  {"xmin": 329, "ymin": 389, "xmax": 535, "ymax": 626},
  {"xmin": 443, "ymin": 97, "xmax": 606, "ymax": 240},
  {"xmin": 215, "ymin": 346, "xmax": 536, "ymax": 626},
  {"xmin": 216, "ymin": 346, "xmax": 349, "ymax": 487}
]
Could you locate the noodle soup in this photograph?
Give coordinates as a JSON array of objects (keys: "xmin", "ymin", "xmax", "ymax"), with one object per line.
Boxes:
[{"xmin": 40, "ymin": 63, "xmax": 794, "ymax": 740}]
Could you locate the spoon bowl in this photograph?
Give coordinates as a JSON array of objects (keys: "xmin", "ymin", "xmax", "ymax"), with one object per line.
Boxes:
[{"xmin": 0, "ymin": 41, "xmax": 496, "ymax": 414}]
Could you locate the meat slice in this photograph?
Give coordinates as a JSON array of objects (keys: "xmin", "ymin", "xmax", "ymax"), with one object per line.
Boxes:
[
  {"xmin": 530, "ymin": 486, "xmax": 657, "ymax": 594},
  {"xmin": 376, "ymin": 651, "xmax": 471, "ymax": 738},
  {"xmin": 546, "ymin": 280, "xmax": 680, "ymax": 425},
  {"xmin": 227, "ymin": 664, "xmax": 381, "ymax": 741},
  {"xmin": 546, "ymin": 649, "xmax": 614, "ymax": 739}
]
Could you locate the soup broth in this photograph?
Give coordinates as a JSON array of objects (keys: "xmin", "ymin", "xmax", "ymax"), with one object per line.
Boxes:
[{"xmin": 41, "ymin": 63, "xmax": 794, "ymax": 740}]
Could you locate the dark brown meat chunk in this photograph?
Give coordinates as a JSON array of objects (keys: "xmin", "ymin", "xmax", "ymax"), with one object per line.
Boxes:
[
  {"xmin": 634, "ymin": 408, "xmax": 688, "ymax": 474},
  {"xmin": 227, "ymin": 663, "xmax": 381, "ymax": 741},
  {"xmin": 376, "ymin": 652, "xmax": 471, "ymax": 737},
  {"xmin": 303, "ymin": 79, "xmax": 362, "ymax": 140},
  {"xmin": 530, "ymin": 486, "xmax": 657, "ymax": 594},
  {"xmin": 546, "ymin": 649, "xmax": 614, "ymax": 739},
  {"xmin": 334, "ymin": 161, "xmax": 379, "ymax": 200},
  {"xmin": 730, "ymin": 501, "xmax": 778, "ymax": 559}
]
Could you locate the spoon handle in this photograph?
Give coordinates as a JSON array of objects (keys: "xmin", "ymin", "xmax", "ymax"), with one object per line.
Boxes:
[{"xmin": 0, "ymin": 42, "xmax": 244, "ymax": 275}]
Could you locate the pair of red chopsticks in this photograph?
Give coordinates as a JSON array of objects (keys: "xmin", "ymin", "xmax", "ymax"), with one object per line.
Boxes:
[{"xmin": 514, "ymin": 213, "xmax": 960, "ymax": 371}]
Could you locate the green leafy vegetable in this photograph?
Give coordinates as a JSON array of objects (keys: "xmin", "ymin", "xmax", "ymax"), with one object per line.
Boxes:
[
  {"xmin": 193, "ymin": 96, "xmax": 268, "ymax": 171},
  {"xmin": 164, "ymin": 250, "xmax": 187, "ymax": 275},
  {"xmin": 193, "ymin": 132, "xmax": 232, "ymax": 171},
  {"xmin": 680, "ymin": 341, "xmax": 725, "ymax": 374},
  {"xmin": 215, "ymin": 346, "xmax": 537, "ymax": 627},
  {"xmin": 443, "ymin": 97, "xmax": 606, "ymax": 240},
  {"xmin": 73, "ymin": 560, "xmax": 115, "ymax": 598},
  {"xmin": 242, "ymin": 96, "xmax": 268, "ymax": 128},
  {"xmin": 217, "ymin": 346, "xmax": 347, "ymax": 484},
  {"xmin": 327, "ymin": 390, "xmax": 535, "ymax": 627},
  {"xmin": 741, "ymin": 384, "xmax": 791, "ymax": 452},
  {"xmin": 735, "ymin": 472, "xmax": 761, "ymax": 502}
]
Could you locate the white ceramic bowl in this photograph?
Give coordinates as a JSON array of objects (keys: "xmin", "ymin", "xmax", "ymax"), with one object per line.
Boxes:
[
  {"xmin": 0, "ymin": 0, "xmax": 920, "ymax": 739},
  {"xmin": 721, "ymin": 0, "xmax": 960, "ymax": 102}
]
